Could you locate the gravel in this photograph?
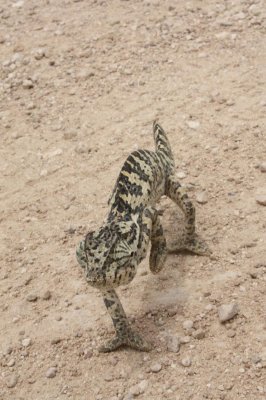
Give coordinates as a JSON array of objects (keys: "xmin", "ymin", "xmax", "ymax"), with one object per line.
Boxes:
[
  {"xmin": 46, "ymin": 367, "xmax": 57, "ymax": 378},
  {"xmin": 218, "ymin": 303, "xmax": 239, "ymax": 323},
  {"xmin": 176, "ymin": 171, "xmax": 187, "ymax": 179},
  {"xmin": 7, "ymin": 358, "xmax": 15, "ymax": 367},
  {"xmin": 22, "ymin": 79, "xmax": 34, "ymax": 89},
  {"xmin": 186, "ymin": 120, "xmax": 200, "ymax": 130},
  {"xmin": 33, "ymin": 48, "xmax": 46, "ymax": 60},
  {"xmin": 183, "ymin": 320, "xmax": 194, "ymax": 330},
  {"xmin": 192, "ymin": 329, "xmax": 206, "ymax": 340},
  {"xmin": 42, "ymin": 290, "xmax": 51, "ymax": 300},
  {"xmin": 227, "ymin": 329, "xmax": 236, "ymax": 338},
  {"xmin": 259, "ymin": 162, "xmax": 266, "ymax": 172},
  {"xmin": 129, "ymin": 380, "xmax": 148, "ymax": 396},
  {"xmin": 196, "ymin": 191, "xmax": 208, "ymax": 204},
  {"xmin": 2, "ymin": 345, "xmax": 13, "ymax": 355},
  {"xmin": 181, "ymin": 356, "xmax": 192, "ymax": 367},
  {"xmin": 150, "ymin": 363, "xmax": 162, "ymax": 373},
  {"xmin": 166, "ymin": 334, "xmax": 180, "ymax": 353},
  {"xmin": 6, "ymin": 374, "xmax": 18, "ymax": 388},
  {"xmin": 1, "ymin": 0, "xmax": 265, "ymax": 398},
  {"xmin": 256, "ymin": 194, "xmax": 266, "ymax": 206},
  {"xmin": 179, "ymin": 336, "xmax": 191, "ymax": 344},
  {"xmin": 21, "ymin": 338, "xmax": 32, "ymax": 347},
  {"xmin": 26, "ymin": 294, "xmax": 38, "ymax": 302}
]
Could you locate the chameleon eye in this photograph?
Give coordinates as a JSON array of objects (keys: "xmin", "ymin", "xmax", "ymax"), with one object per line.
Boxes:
[{"xmin": 124, "ymin": 215, "xmax": 131, "ymax": 222}]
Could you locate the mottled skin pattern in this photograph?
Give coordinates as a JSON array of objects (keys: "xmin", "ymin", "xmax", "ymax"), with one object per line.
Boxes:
[{"xmin": 76, "ymin": 122, "xmax": 210, "ymax": 352}]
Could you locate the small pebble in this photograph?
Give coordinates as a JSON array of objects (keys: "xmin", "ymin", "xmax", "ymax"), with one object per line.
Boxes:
[
  {"xmin": 26, "ymin": 102, "xmax": 35, "ymax": 110},
  {"xmin": 183, "ymin": 320, "xmax": 194, "ymax": 330},
  {"xmin": 176, "ymin": 171, "xmax": 186, "ymax": 179},
  {"xmin": 218, "ymin": 303, "xmax": 239, "ymax": 323},
  {"xmin": 215, "ymin": 31, "xmax": 230, "ymax": 40},
  {"xmin": 186, "ymin": 120, "xmax": 200, "ymax": 130},
  {"xmin": 166, "ymin": 335, "xmax": 180, "ymax": 353},
  {"xmin": 7, "ymin": 359, "xmax": 15, "ymax": 367},
  {"xmin": 64, "ymin": 131, "xmax": 77, "ymax": 140},
  {"xmin": 84, "ymin": 349, "xmax": 93, "ymax": 359},
  {"xmin": 75, "ymin": 143, "xmax": 92, "ymax": 154},
  {"xmin": 234, "ymin": 11, "xmax": 246, "ymax": 20},
  {"xmin": 21, "ymin": 349, "xmax": 29, "ymax": 357},
  {"xmin": 21, "ymin": 338, "xmax": 32, "ymax": 347},
  {"xmin": 251, "ymin": 354, "xmax": 262, "ymax": 364},
  {"xmin": 150, "ymin": 363, "xmax": 162, "ymax": 373},
  {"xmin": 179, "ymin": 336, "xmax": 190, "ymax": 344},
  {"xmin": 196, "ymin": 191, "xmax": 208, "ymax": 204},
  {"xmin": 12, "ymin": 0, "xmax": 24, "ymax": 7},
  {"xmin": 66, "ymin": 226, "xmax": 76, "ymax": 234},
  {"xmin": 104, "ymin": 374, "xmax": 113, "ymax": 382},
  {"xmin": 6, "ymin": 374, "xmax": 18, "ymax": 388},
  {"xmin": 22, "ymin": 79, "xmax": 34, "ymax": 89},
  {"xmin": 256, "ymin": 194, "xmax": 266, "ymax": 206},
  {"xmin": 33, "ymin": 48, "xmax": 46, "ymax": 60},
  {"xmin": 11, "ymin": 132, "xmax": 23, "ymax": 139},
  {"xmin": 225, "ymin": 382, "xmax": 234, "ymax": 390},
  {"xmin": 226, "ymin": 99, "xmax": 235, "ymax": 106},
  {"xmin": 47, "ymin": 148, "xmax": 63, "ymax": 158},
  {"xmin": 249, "ymin": 4, "xmax": 261, "ymax": 16},
  {"xmin": 129, "ymin": 380, "xmax": 148, "ymax": 396},
  {"xmin": 26, "ymin": 294, "xmax": 38, "ymax": 302},
  {"xmin": 51, "ymin": 338, "xmax": 61, "ymax": 345},
  {"xmin": 3, "ymin": 345, "xmax": 13, "ymax": 355},
  {"xmin": 40, "ymin": 169, "xmax": 49, "ymax": 178},
  {"xmin": 138, "ymin": 379, "xmax": 148, "ymax": 393},
  {"xmin": 76, "ymin": 69, "xmax": 95, "ymax": 80},
  {"xmin": 124, "ymin": 393, "xmax": 134, "ymax": 400},
  {"xmin": 227, "ymin": 329, "xmax": 236, "ymax": 338},
  {"xmin": 249, "ymin": 270, "xmax": 258, "ymax": 279},
  {"xmin": 46, "ymin": 367, "xmax": 57, "ymax": 378},
  {"xmin": 42, "ymin": 290, "xmax": 51, "ymax": 300},
  {"xmin": 181, "ymin": 356, "xmax": 192, "ymax": 367},
  {"xmin": 192, "ymin": 329, "xmax": 205, "ymax": 340}
]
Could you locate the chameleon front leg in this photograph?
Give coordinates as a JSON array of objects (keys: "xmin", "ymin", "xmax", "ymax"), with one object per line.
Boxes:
[
  {"xmin": 143, "ymin": 208, "xmax": 167, "ymax": 274},
  {"xmin": 99, "ymin": 288, "xmax": 152, "ymax": 353},
  {"xmin": 166, "ymin": 175, "xmax": 210, "ymax": 255}
]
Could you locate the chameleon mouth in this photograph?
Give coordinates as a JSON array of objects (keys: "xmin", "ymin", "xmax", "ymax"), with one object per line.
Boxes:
[{"xmin": 85, "ymin": 273, "xmax": 106, "ymax": 288}]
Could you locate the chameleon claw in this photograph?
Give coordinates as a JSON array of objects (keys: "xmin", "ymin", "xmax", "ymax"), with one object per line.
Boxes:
[{"xmin": 99, "ymin": 330, "xmax": 152, "ymax": 353}]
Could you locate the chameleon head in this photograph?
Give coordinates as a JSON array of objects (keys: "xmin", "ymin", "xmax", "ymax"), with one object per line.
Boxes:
[{"xmin": 76, "ymin": 216, "xmax": 140, "ymax": 287}]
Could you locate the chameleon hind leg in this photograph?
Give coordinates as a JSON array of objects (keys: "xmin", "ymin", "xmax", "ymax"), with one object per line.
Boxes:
[
  {"xmin": 166, "ymin": 175, "xmax": 210, "ymax": 255},
  {"xmin": 99, "ymin": 288, "xmax": 152, "ymax": 353}
]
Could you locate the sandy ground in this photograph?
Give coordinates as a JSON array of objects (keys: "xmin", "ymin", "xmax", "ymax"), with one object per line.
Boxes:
[{"xmin": 0, "ymin": 0, "xmax": 266, "ymax": 399}]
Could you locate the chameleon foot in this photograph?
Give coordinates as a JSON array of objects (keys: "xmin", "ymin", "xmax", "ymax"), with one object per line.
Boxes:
[
  {"xmin": 169, "ymin": 235, "xmax": 211, "ymax": 256},
  {"xmin": 99, "ymin": 330, "xmax": 152, "ymax": 353},
  {"xmin": 184, "ymin": 236, "xmax": 211, "ymax": 255}
]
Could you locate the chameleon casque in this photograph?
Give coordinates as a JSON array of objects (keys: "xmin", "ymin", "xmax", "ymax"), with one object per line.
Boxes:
[{"xmin": 76, "ymin": 122, "xmax": 210, "ymax": 352}]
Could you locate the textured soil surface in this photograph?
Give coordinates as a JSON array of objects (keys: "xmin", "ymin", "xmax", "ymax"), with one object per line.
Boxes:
[{"xmin": 0, "ymin": 1, "xmax": 265, "ymax": 399}]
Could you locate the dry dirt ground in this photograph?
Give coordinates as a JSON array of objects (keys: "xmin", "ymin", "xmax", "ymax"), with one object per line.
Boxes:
[{"xmin": 0, "ymin": 0, "xmax": 266, "ymax": 399}]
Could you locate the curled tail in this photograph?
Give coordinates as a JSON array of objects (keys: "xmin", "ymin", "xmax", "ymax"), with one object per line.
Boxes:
[{"xmin": 153, "ymin": 121, "xmax": 175, "ymax": 173}]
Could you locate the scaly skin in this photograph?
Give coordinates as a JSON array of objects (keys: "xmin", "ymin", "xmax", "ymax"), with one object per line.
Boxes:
[{"xmin": 76, "ymin": 122, "xmax": 210, "ymax": 352}]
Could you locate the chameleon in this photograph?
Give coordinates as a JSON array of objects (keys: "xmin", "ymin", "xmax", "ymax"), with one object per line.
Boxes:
[{"xmin": 76, "ymin": 121, "xmax": 210, "ymax": 352}]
